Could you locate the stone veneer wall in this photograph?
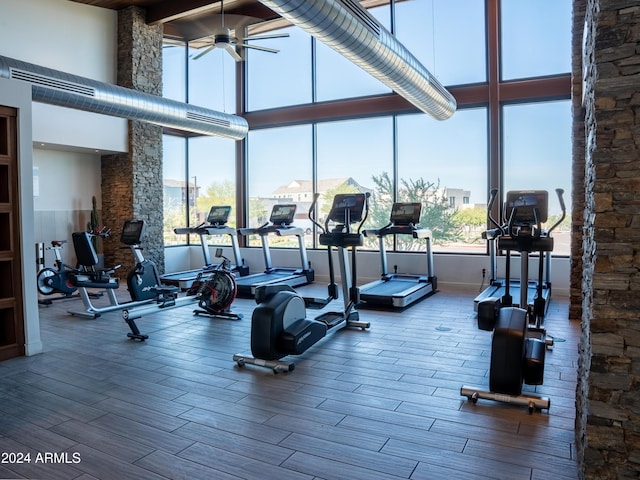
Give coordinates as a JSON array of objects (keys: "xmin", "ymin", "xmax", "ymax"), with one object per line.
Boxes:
[
  {"xmin": 101, "ymin": 6, "xmax": 165, "ymax": 275},
  {"xmin": 576, "ymin": 0, "xmax": 640, "ymax": 478},
  {"xmin": 571, "ymin": 0, "xmax": 587, "ymax": 327}
]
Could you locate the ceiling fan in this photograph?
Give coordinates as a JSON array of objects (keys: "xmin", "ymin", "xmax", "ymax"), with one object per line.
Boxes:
[{"xmin": 193, "ymin": 0, "xmax": 289, "ymax": 62}]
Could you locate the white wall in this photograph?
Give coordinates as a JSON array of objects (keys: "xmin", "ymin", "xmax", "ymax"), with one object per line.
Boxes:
[
  {"xmin": 0, "ymin": 0, "xmax": 127, "ymax": 153},
  {"xmin": 33, "ymin": 148, "xmax": 102, "ymax": 265},
  {"xmin": 0, "ymin": 0, "xmax": 116, "ymax": 79},
  {"xmin": 33, "ymin": 149, "xmax": 101, "ymax": 212}
]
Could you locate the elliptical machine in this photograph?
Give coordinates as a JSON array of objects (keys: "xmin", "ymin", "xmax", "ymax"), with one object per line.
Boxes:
[
  {"xmin": 233, "ymin": 192, "xmax": 371, "ymax": 373},
  {"xmin": 461, "ymin": 188, "xmax": 566, "ymax": 413}
]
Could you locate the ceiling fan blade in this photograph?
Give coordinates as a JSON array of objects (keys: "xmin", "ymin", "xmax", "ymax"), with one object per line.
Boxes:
[
  {"xmin": 243, "ymin": 33, "xmax": 290, "ymax": 41},
  {"xmin": 224, "ymin": 44, "xmax": 243, "ymax": 62},
  {"xmin": 237, "ymin": 43, "xmax": 280, "ymax": 54},
  {"xmin": 192, "ymin": 45, "xmax": 215, "ymax": 60}
]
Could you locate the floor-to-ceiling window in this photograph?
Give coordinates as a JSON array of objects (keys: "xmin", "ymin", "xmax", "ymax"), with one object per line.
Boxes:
[
  {"xmin": 500, "ymin": 0, "xmax": 571, "ymax": 81},
  {"xmin": 502, "ymin": 100, "xmax": 572, "ymax": 255},
  {"xmin": 395, "ymin": 0, "xmax": 486, "ymax": 87},
  {"xmin": 162, "ymin": 135, "xmax": 187, "ymax": 246},
  {"xmin": 397, "ymin": 107, "xmax": 488, "ymax": 252},
  {"xmin": 246, "ymin": 125, "xmax": 313, "ymax": 247},
  {"xmin": 246, "ymin": 26, "xmax": 311, "ymax": 110},
  {"xmin": 162, "ymin": 39, "xmax": 238, "ymax": 248},
  {"xmin": 499, "ymin": 0, "xmax": 572, "ymax": 255},
  {"xmin": 162, "ymin": 0, "xmax": 572, "ymax": 258}
]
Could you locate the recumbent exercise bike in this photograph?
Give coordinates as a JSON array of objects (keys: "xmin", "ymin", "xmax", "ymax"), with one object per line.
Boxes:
[
  {"xmin": 233, "ymin": 192, "xmax": 371, "ymax": 373},
  {"xmin": 461, "ymin": 188, "xmax": 566, "ymax": 413},
  {"xmin": 68, "ymin": 220, "xmax": 241, "ymax": 340},
  {"xmin": 67, "ymin": 220, "xmax": 179, "ymax": 321}
]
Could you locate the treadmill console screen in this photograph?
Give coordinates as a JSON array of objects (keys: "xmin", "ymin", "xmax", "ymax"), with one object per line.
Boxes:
[
  {"xmin": 120, "ymin": 219, "xmax": 145, "ymax": 245},
  {"xmin": 504, "ymin": 190, "xmax": 548, "ymax": 225},
  {"xmin": 390, "ymin": 202, "xmax": 422, "ymax": 225},
  {"xmin": 270, "ymin": 204, "xmax": 297, "ymax": 225},
  {"xmin": 207, "ymin": 206, "xmax": 231, "ymax": 225},
  {"xmin": 328, "ymin": 194, "xmax": 366, "ymax": 224}
]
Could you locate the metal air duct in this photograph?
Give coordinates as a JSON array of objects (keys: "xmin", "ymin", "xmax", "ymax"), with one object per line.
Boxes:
[
  {"xmin": 0, "ymin": 55, "xmax": 248, "ymax": 140},
  {"xmin": 257, "ymin": 0, "xmax": 456, "ymax": 120}
]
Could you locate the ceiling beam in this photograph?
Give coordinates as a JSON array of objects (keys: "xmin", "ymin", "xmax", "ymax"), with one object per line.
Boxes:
[
  {"xmin": 147, "ymin": 0, "xmax": 278, "ymax": 26},
  {"xmin": 146, "ymin": 0, "xmax": 219, "ymax": 25}
]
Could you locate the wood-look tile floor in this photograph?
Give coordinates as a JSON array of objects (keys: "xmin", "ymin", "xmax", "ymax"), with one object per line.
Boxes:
[{"xmin": 1, "ymin": 283, "xmax": 579, "ymax": 479}]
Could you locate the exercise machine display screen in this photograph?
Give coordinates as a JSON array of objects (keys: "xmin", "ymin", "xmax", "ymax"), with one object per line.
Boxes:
[
  {"xmin": 505, "ymin": 190, "xmax": 548, "ymax": 224},
  {"xmin": 207, "ymin": 206, "xmax": 231, "ymax": 225},
  {"xmin": 328, "ymin": 194, "xmax": 366, "ymax": 224},
  {"xmin": 120, "ymin": 219, "xmax": 145, "ymax": 245},
  {"xmin": 390, "ymin": 202, "xmax": 422, "ymax": 225},
  {"xmin": 270, "ymin": 204, "xmax": 297, "ymax": 225}
]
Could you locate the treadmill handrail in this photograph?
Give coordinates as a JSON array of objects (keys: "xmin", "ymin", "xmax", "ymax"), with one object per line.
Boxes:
[
  {"xmin": 239, "ymin": 224, "xmax": 304, "ymax": 237},
  {"xmin": 364, "ymin": 224, "xmax": 431, "ymax": 239},
  {"xmin": 237, "ymin": 222, "xmax": 269, "ymax": 236},
  {"xmin": 201, "ymin": 225, "xmax": 238, "ymax": 236},
  {"xmin": 275, "ymin": 226, "xmax": 304, "ymax": 237},
  {"xmin": 363, "ymin": 222, "xmax": 392, "ymax": 237},
  {"xmin": 173, "ymin": 222, "xmax": 206, "ymax": 235}
]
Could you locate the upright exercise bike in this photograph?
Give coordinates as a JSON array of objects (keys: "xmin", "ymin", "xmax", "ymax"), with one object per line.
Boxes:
[
  {"xmin": 36, "ymin": 239, "xmax": 78, "ymax": 304},
  {"xmin": 461, "ymin": 188, "xmax": 566, "ymax": 412},
  {"xmin": 233, "ymin": 192, "xmax": 371, "ymax": 373}
]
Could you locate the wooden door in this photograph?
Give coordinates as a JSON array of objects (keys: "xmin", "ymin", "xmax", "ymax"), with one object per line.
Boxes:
[{"xmin": 0, "ymin": 106, "xmax": 25, "ymax": 360}]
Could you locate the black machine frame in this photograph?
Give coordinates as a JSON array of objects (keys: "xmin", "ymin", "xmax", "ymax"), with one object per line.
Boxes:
[{"xmin": 474, "ymin": 189, "xmax": 555, "ymax": 316}]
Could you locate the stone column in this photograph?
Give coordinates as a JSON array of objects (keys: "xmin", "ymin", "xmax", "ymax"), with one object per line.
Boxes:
[
  {"xmin": 577, "ymin": 0, "xmax": 640, "ymax": 477},
  {"xmin": 102, "ymin": 6, "xmax": 165, "ymax": 275},
  {"xmin": 572, "ymin": 0, "xmax": 588, "ymax": 474},
  {"xmin": 571, "ymin": 0, "xmax": 587, "ymax": 324}
]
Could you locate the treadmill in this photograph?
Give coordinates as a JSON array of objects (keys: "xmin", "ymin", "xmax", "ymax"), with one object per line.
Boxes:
[
  {"xmin": 160, "ymin": 206, "xmax": 248, "ymax": 290},
  {"xmin": 473, "ymin": 189, "xmax": 563, "ymax": 316},
  {"xmin": 236, "ymin": 204, "xmax": 315, "ymax": 297},
  {"xmin": 358, "ymin": 202, "xmax": 437, "ymax": 308}
]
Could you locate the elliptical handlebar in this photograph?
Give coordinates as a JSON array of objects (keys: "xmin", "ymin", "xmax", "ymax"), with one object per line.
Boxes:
[
  {"xmin": 357, "ymin": 192, "xmax": 371, "ymax": 234},
  {"xmin": 547, "ymin": 188, "xmax": 566, "ymax": 235},
  {"xmin": 487, "ymin": 188, "xmax": 502, "ymax": 233},
  {"xmin": 308, "ymin": 193, "xmax": 325, "ymax": 234},
  {"xmin": 311, "ymin": 192, "xmax": 371, "ymax": 237},
  {"xmin": 506, "ymin": 204, "xmax": 542, "ymax": 239}
]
